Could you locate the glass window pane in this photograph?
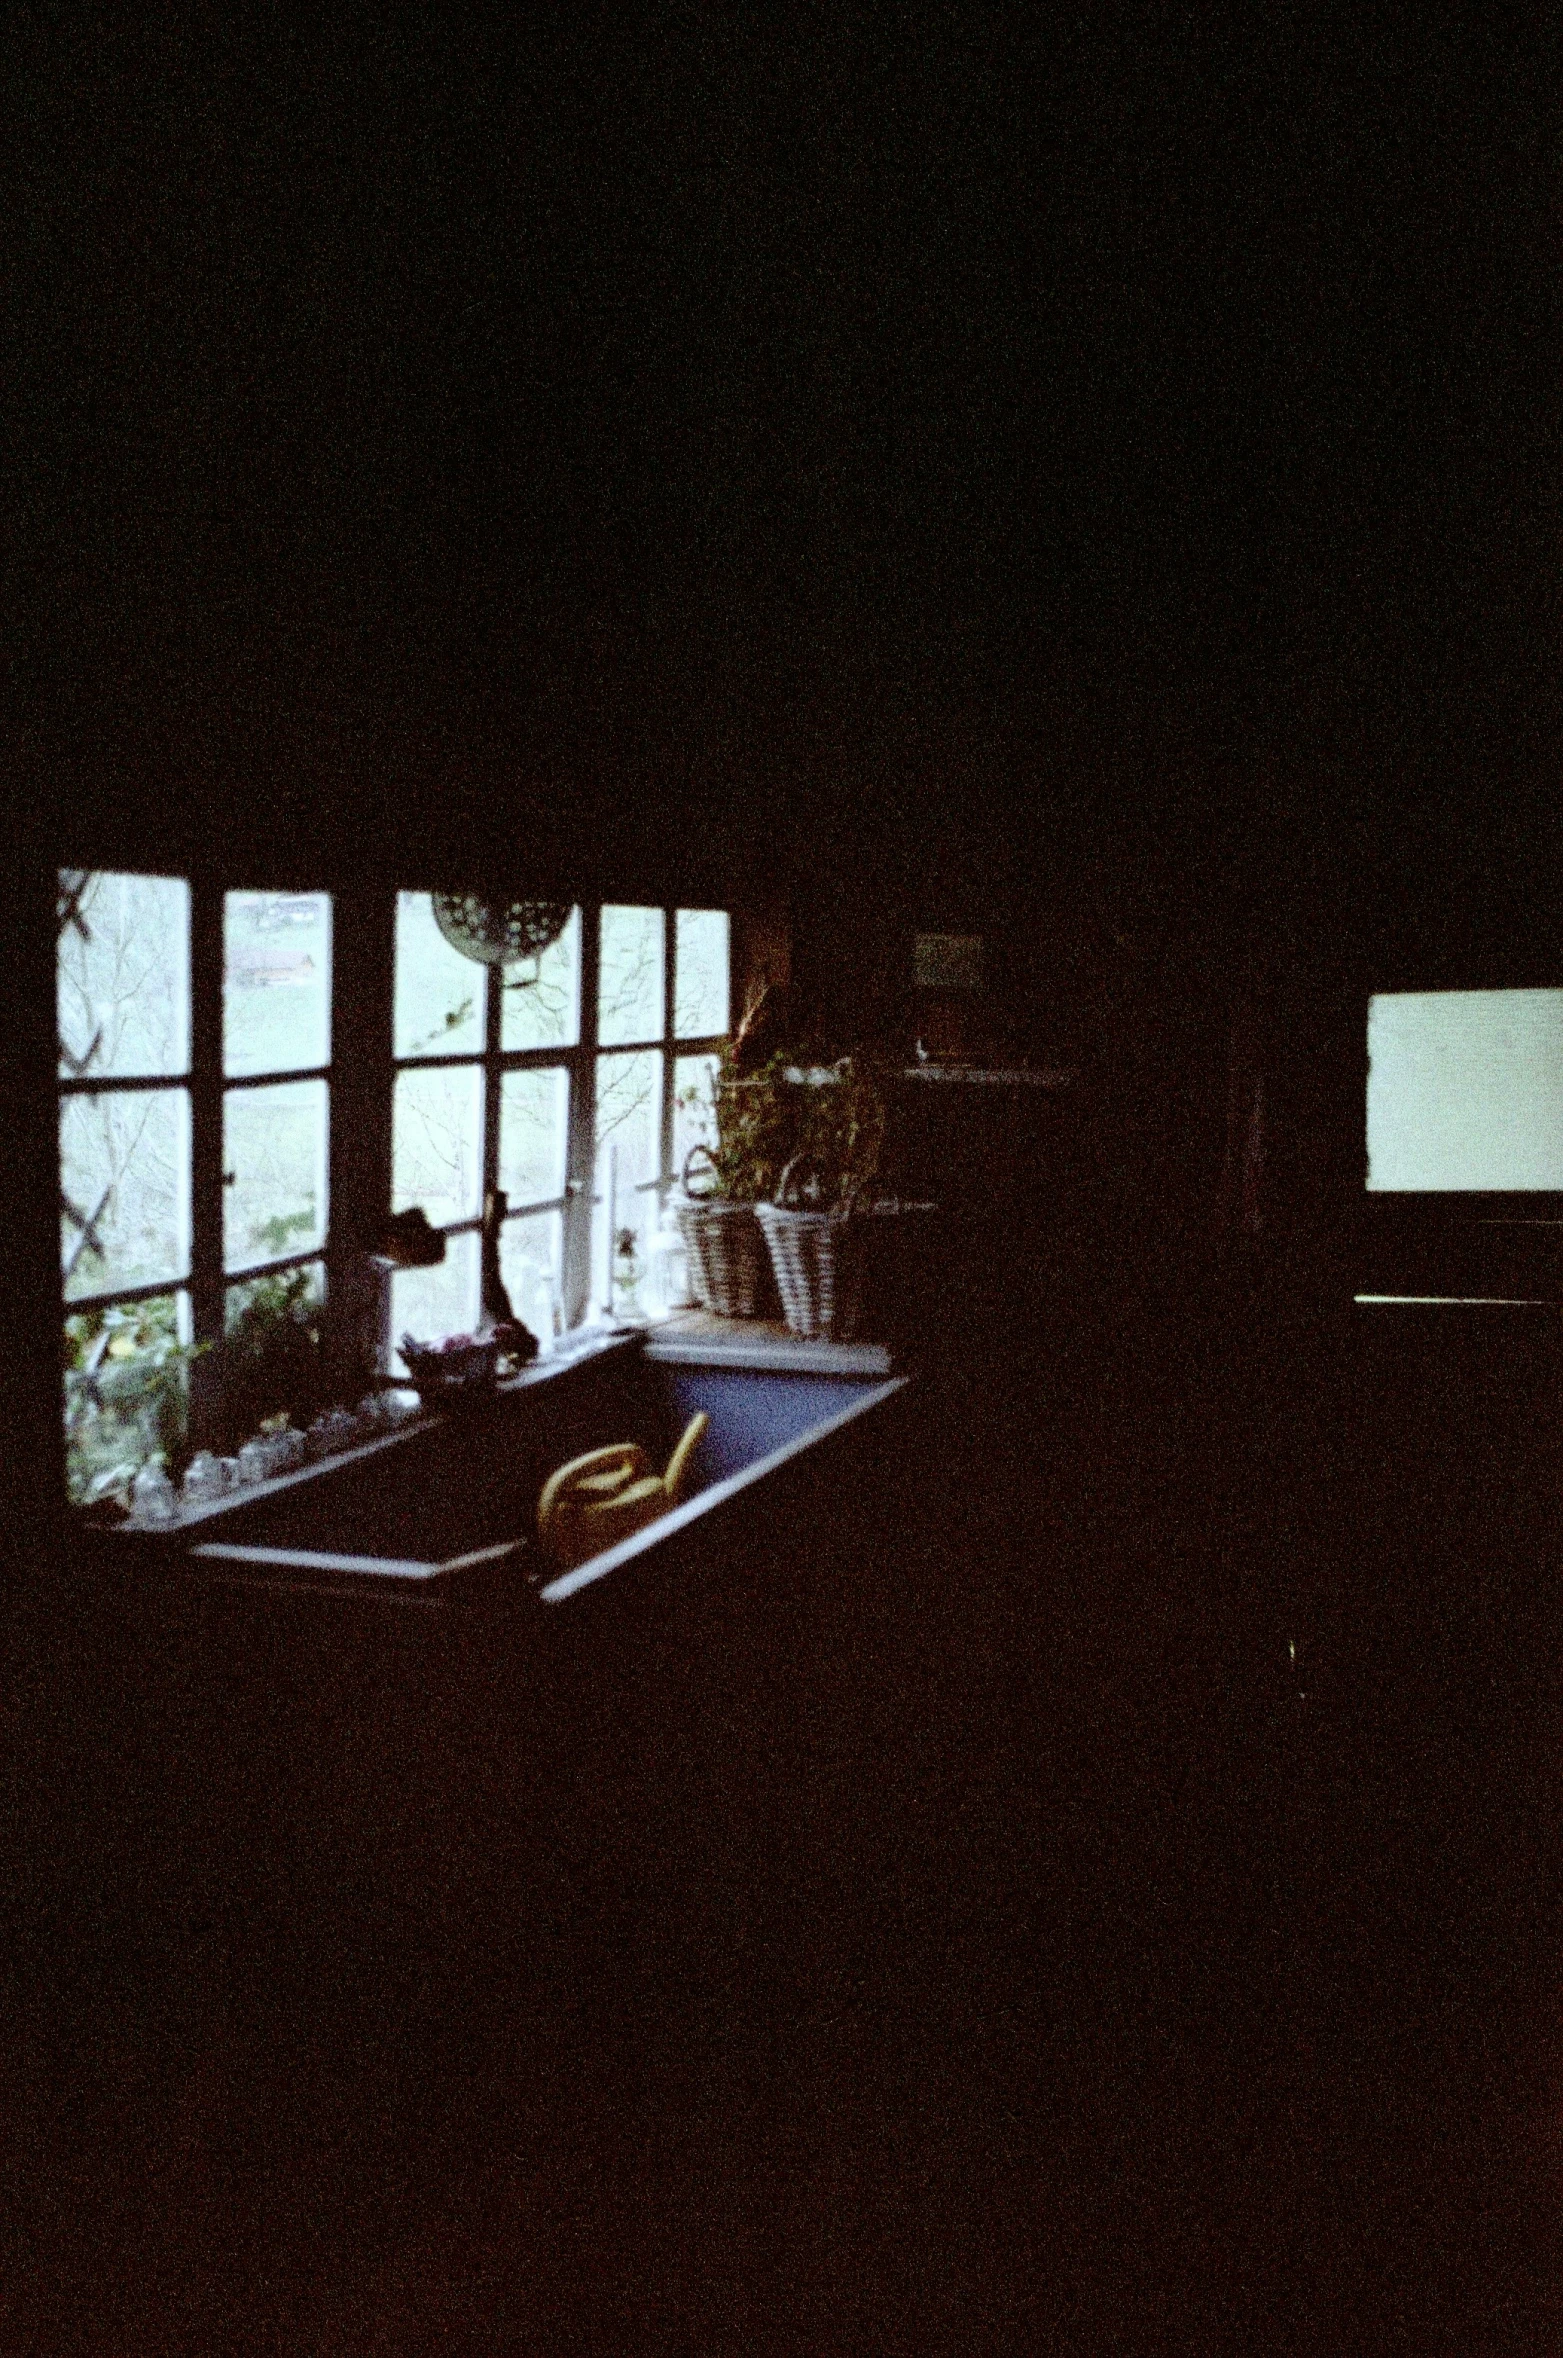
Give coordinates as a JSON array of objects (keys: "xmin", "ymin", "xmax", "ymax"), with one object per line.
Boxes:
[
  {"xmin": 64, "ymin": 1291, "xmax": 192, "ymax": 1502},
  {"xmin": 499, "ymin": 1068, "xmax": 570, "ymax": 1208},
  {"xmin": 673, "ymin": 1053, "xmax": 721, "ymax": 1183},
  {"xmin": 598, "ymin": 906, "xmax": 664, "ymax": 1045},
  {"xmin": 61, "ymin": 1089, "xmax": 190, "ymax": 1300},
  {"xmin": 501, "ymin": 907, "xmax": 581, "ymax": 1050},
  {"xmin": 393, "ymin": 1065, "xmax": 484, "ymax": 1227},
  {"xmin": 675, "ymin": 910, "xmax": 730, "ymax": 1039},
  {"xmin": 593, "ymin": 1050, "xmax": 663, "ymax": 1313},
  {"xmin": 1367, "ymin": 991, "xmax": 1563, "ymax": 1191},
  {"xmin": 391, "ymin": 1231, "xmax": 482, "ymax": 1370},
  {"xmin": 57, "ymin": 871, "xmax": 190, "ymax": 1080},
  {"xmin": 223, "ymin": 1081, "xmax": 330, "ymax": 1272},
  {"xmin": 395, "ymin": 892, "xmax": 487, "ymax": 1059},
  {"xmin": 224, "ymin": 893, "xmax": 332, "ymax": 1078},
  {"xmin": 498, "ymin": 1210, "xmax": 564, "ymax": 1345}
]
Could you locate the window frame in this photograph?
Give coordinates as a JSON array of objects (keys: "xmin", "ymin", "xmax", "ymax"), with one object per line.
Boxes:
[
  {"xmin": 389, "ymin": 899, "xmax": 731, "ymax": 1344},
  {"xmin": 58, "ymin": 875, "xmax": 338, "ymax": 1486},
  {"xmin": 1353, "ymin": 961, "xmax": 1563, "ymax": 1301},
  {"xmin": 57, "ymin": 876, "xmax": 735, "ymax": 1503}
]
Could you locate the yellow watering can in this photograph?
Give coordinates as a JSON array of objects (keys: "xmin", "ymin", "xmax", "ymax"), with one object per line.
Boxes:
[{"xmin": 537, "ymin": 1412, "xmax": 710, "ymax": 1572}]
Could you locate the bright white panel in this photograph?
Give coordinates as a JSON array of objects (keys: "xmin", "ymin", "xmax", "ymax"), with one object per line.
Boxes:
[{"xmin": 1366, "ymin": 990, "xmax": 1563, "ymax": 1191}]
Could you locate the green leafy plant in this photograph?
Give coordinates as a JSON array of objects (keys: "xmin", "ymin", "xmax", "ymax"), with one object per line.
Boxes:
[
  {"xmin": 704, "ymin": 1045, "xmax": 800, "ymax": 1203},
  {"xmin": 690, "ymin": 980, "xmax": 894, "ymax": 1209},
  {"xmin": 218, "ymin": 1266, "xmax": 326, "ymax": 1446},
  {"xmin": 64, "ymin": 1297, "xmax": 208, "ymax": 1505},
  {"xmin": 789, "ymin": 1053, "xmax": 892, "ymax": 1206},
  {"xmin": 247, "ymin": 1206, "xmax": 316, "ymax": 1258}
]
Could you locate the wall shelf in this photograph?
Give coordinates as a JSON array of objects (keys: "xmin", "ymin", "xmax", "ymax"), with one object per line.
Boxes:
[{"xmin": 900, "ymin": 1066, "xmax": 1075, "ymax": 1087}]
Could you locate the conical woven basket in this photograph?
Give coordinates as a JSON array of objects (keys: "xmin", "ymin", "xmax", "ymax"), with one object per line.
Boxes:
[
  {"xmin": 674, "ymin": 1146, "xmax": 772, "ymax": 1319},
  {"xmin": 754, "ymin": 1158, "xmax": 872, "ymax": 1342}
]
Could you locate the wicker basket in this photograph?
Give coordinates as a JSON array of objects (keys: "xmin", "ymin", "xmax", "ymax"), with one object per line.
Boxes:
[
  {"xmin": 754, "ymin": 1158, "xmax": 874, "ymax": 1342},
  {"xmin": 674, "ymin": 1146, "xmax": 772, "ymax": 1320}
]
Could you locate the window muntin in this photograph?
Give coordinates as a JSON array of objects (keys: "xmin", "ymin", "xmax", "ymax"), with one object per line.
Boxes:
[
  {"xmin": 58, "ymin": 881, "xmax": 732, "ymax": 1495},
  {"xmin": 57, "ymin": 871, "xmax": 338, "ymax": 1505},
  {"xmin": 218, "ymin": 887, "xmax": 334, "ymax": 1292},
  {"xmin": 57, "ymin": 871, "xmax": 198, "ymax": 1503}
]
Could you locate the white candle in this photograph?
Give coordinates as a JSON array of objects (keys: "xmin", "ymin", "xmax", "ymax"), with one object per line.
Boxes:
[{"xmin": 607, "ymin": 1143, "xmax": 618, "ymax": 1316}]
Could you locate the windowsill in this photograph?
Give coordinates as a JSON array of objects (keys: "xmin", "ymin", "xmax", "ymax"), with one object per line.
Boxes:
[
  {"xmin": 1353, "ymin": 1294, "xmax": 1559, "ymax": 1308},
  {"xmin": 646, "ymin": 1309, "xmax": 895, "ymax": 1376},
  {"xmin": 92, "ymin": 1329, "xmax": 644, "ymax": 1539},
  {"xmin": 901, "ymin": 1064, "xmax": 1075, "ymax": 1086}
]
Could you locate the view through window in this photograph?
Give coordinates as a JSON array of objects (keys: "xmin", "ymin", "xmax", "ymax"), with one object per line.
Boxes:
[
  {"xmin": 389, "ymin": 898, "xmax": 729, "ymax": 1361},
  {"xmin": 58, "ymin": 877, "xmax": 731, "ymax": 1503},
  {"xmin": 58, "ymin": 874, "xmax": 335, "ymax": 1505},
  {"xmin": 1367, "ymin": 990, "xmax": 1563, "ymax": 1191}
]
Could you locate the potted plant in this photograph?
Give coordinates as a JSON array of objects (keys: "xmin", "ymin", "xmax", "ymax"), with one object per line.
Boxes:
[
  {"xmin": 63, "ymin": 1297, "xmax": 210, "ymax": 1511},
  {"xmin": 749, "ymin": 1053, "xmax": 898, "ymax": 1342},
  {"xmin": 674, "ymin": 983, "xmax": 796, "ymax": 1318},
  {"xmin": 216, "ymin": 1266, "xmax": 329, "ymax": 1450}
]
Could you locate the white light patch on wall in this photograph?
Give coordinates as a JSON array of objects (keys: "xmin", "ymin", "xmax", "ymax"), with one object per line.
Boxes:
[
  {"xmin": 914, "ymin": 934, "xmax": 984, "ymax": 991},
  {"xmin": 1366, "ymin": 990, "xmax": 1563, "ymax": 1190}
]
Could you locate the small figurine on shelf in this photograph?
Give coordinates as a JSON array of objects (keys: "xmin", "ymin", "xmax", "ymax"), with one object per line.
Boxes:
[{"xmin": 613, "ymin": 1226, "xmax": 646, "ymax": 1323}]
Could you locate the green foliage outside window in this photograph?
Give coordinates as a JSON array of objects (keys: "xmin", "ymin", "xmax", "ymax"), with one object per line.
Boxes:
[{"xmin": 63, "ymin": 1296, "xmax": 205, "ymax": 1506}]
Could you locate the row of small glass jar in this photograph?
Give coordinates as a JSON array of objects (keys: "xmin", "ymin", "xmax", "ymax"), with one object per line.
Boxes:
[{"xmin": 128, "ymin": 1389, "xmax": 424, "ymax": 1525}]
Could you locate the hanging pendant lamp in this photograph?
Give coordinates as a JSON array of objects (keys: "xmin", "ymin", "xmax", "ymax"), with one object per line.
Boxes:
[{"xmin": 431, "ymin": 894, "xmax": 573, "ymax": 968}]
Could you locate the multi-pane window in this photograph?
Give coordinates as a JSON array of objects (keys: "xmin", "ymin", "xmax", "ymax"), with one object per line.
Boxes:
[
  {"xmin": 222, "ymin": 889, "xmax": 333, "ymax": 1334},
  {"xmin": 390, "ymin": 900, "xmax": 730, "ymax": 1355},
  {"xmin": 389, "ymin": 894, "xmax": 578, "ymax": 1366},
  {"xmin": 58, "ymin": 877, "xmax": 730, "ymax": 1503},
  {"xmin": 592, "ymin": 905, "xmax": 729, "ymax": 1319},
  {"xmin": 57, "ymin": 872, "xmax": 333, "ymax": 1505},
  {"xmin": 59, "ymin": 872, "xmax": 195, "ymax": 1505}
]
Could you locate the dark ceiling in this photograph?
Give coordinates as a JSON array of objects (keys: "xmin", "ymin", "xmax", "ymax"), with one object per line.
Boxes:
[{"xmin": 10, "ymin": 12, "xmax": 1557, "ymax": 908}]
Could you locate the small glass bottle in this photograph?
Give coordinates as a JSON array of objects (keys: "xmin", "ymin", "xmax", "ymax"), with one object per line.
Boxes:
[
  {"xmin": 181, "ymin": 1450, "xmax": 225, "ymax": 1508},
  {"xmin": 648, "ymin": 1221, "xmax": 692, "ymax": 1316},
  {"xmin": 613, "ymin": 1226, "xmax": 646, "ymax": 1323},
  {"xmin": 237, "ymin": 1436, "xmax": 273, "ymax": 1485},
  {"xmin": 272, "ymin": 1427, "xmax": 308, "ymax": 1473},
  {"xmin": 130, "ymin": 1460, "xmax": 178, "ymax": 1525}
]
